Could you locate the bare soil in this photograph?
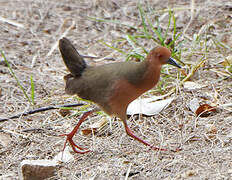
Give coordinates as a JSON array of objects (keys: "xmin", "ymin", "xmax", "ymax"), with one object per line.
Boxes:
[{"xmin": 0, "ymin": 0, "xmax": 232, "ymax": 179}]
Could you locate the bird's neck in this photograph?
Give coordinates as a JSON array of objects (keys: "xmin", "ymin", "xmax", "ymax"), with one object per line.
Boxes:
[{"xmin": 140, "ymin": 61, "xmax": 162, "ymax": 90}]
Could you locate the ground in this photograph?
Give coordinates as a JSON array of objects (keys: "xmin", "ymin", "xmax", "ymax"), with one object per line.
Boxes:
[{"xmin": 0, "ymin": 0, "xmax": 232, "ymax": 179}]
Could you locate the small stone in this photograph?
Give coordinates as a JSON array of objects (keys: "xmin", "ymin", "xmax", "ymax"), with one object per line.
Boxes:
[{"xmin": 19, "ymin": 160, "xmax": 58, "ymax": 180}]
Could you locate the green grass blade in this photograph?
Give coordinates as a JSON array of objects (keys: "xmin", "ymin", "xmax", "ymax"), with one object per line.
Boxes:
[
  {"xmin": 147, "ymin": 16, "xmax": 164, "ymax": 45},
  {"xmin": 172, "ymin": 11, "xmax": 177, "ymax": 39},
  {"xmin": 164, "ymin": 10, "xmax": 172, "ymax": 41},
  {"xmin": 167, "ymin": 32, "xmax": 182, "ymax": 49},
  {"xmin": 126, "ymin": 53, "xmax": 145, "ymax": 61},
  {"xmin": 126, "ymin": 34, "xmax": 137, "ymax": 50},
  {"xmin": 126, "ymin": 35, "xmax": 148, "ymax": 54},
  {"xmin": 138, "ymin": 4, "xmax": 164, "ymax": 44},
  {"xmin": 30, "ymin": 75, "xmax": 35, "ymax": 105},
  {"xmin": 138, "ymin": 4, "xmax": 149, "ymax": 36},
  {"xmin": 1, "ymin": 50, "xmax": 32, "ymax": 105},
  {"xmin": 213, "ymin": 39, "xmax": 232, "ymax": 51}
]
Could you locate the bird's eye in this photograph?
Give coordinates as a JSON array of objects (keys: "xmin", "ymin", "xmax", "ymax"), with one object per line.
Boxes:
[
  {"xmin": 158, "ymin": 54, "xmax": 163, "ymax": 59},
  {"xmin": 157, "ymin": 53, "xmax": 162, "ymax": 58}
]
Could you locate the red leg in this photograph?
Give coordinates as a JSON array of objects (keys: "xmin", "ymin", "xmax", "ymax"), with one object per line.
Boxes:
[
  {"xmin": 60, "ymin": 110, "xmax": 95, "ymax": 154},
  {"xmin": 123, "ymin": 120, "xmax": 167, "ymax": 151}
]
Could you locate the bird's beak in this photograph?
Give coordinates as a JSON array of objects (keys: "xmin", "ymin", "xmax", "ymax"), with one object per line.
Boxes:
[{"xmin": 167, "ymin": 57, "xmax": 181, "ymax": 68}]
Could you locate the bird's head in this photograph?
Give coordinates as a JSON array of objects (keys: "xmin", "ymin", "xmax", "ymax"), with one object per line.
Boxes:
[{"xmin": 147, "ymin": 46, "xmax": 181, "ymax": 68}]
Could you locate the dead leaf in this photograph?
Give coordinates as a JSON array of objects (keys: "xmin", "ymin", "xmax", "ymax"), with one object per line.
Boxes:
[
  {"xmin": 195, "ymin": 104, "xmax": 217, "ymax": 117},
  {"xmin": 127, "ymin": 97, "xmax": 174, "ymax": 116},
  {"xmin": 82, "ymin": 117, "xmax": 108, "ymax": 135},
  {"xmin": 81, "ymin": 129, "xmax": 93, "ymax": 136}
]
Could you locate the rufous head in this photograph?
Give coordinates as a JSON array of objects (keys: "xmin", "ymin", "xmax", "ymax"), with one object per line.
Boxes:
[{"xmin": 147, "ymin": 46, "xmax": 181, "ymax": 68}]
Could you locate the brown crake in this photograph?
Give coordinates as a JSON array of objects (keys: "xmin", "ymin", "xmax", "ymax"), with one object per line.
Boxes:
[{"xmin": 59, "ymin": 37, "xmax": 181, "ymax": 153}]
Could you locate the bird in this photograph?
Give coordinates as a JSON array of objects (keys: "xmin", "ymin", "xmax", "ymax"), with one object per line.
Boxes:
[{"xmin": 59, "ymin": 37, "xmax": 181, "ymax": 153}]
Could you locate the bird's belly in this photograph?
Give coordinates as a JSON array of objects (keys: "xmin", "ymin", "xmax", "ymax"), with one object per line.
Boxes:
[{"xmin": 108, "ymin": 79, "xmax": 148, "ymax": 117}]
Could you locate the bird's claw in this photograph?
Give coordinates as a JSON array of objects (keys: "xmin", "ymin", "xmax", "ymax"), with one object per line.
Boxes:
[{"xmin": 60, "ymin": 133, "xmax": 91, "ymax": 154}]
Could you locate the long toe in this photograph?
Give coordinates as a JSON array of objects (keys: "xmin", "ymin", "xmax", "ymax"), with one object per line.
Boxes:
[
  {"xmin": 68, "ymin": 138, "xmax": 90, "ymax": 151},
  {"xmin": 69, "ymin": 139, "xmax": 91, "ymax": 154},
  {"xmin": 72, "ymin": 148, "xmax": 91, "ymax": 154},
  {"xmin": 60, "ymin": 133, "xmax": 91, "ymax": 153}
]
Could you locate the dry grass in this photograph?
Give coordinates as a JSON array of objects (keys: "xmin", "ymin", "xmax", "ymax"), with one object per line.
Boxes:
[{"xmin": 0, "ymin": 0, "xmax": 232, "ymax": 179}]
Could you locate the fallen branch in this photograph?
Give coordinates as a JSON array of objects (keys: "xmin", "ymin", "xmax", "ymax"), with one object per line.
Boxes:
[{"xmin": 0, "ymin": 103, "xmax": 85, "ymax": 122}]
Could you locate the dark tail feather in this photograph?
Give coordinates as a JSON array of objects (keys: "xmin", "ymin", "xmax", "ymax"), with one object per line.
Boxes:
[{"xmin": 59, "ymin": 37, "xmax": 86, "ymax": 77}]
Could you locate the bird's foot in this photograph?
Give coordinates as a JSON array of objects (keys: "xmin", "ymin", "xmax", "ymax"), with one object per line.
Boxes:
[{"xmin": 59, "ymin": 133, "xmax": 91, "ymax": 154}]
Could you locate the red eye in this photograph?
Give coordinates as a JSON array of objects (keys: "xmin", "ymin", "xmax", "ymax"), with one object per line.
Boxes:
[{"xmin": 157, "ymin": 53, "xmax": 162, "ymax": 57}]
